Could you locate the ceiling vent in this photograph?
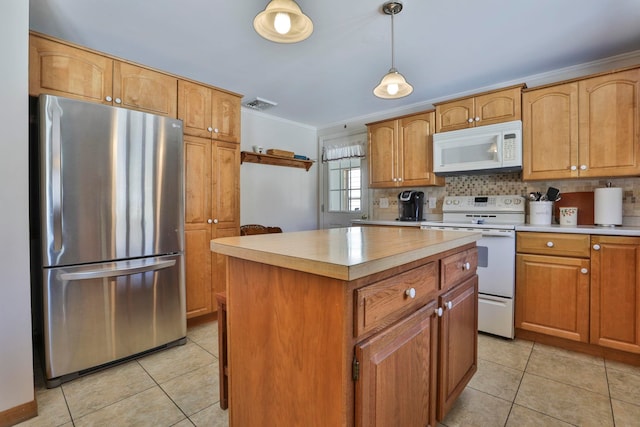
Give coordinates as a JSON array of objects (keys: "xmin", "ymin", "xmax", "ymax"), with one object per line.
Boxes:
[{"xmin": 244, "ymin": 97, "xmax": 278, "ymax": 111}]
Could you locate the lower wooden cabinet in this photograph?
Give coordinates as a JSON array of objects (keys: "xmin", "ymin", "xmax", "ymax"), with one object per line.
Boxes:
[
  {"xmin": 591, "ymin": 235, "xmax": 640, "ymax": 353},
  {"xmin": 184, "ymin": 135, "xmax": 239, "ymax": 318},
  {"xmin": 515, "ymin": 253, "xmax": 590, "ymax": 342},
  {"xmin": 438, "ymin": 275, "xmax": 478, "ymax": 419},
  {"xmin": 516, "ymin": 232, "xmax": 640, "ymax": 357},
  {"xmin": 356, "ymin": 301, "xmax": 438, "ymax": 427}
]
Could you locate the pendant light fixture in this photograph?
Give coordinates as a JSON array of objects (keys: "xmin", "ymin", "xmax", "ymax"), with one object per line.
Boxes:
[
  {"xmin": 373, "ymin": 2, "xmax": 413, "ymax": 99},
  {"xmin": 254, "ymin": 0, "xmax": 314, "ymax": 43}
]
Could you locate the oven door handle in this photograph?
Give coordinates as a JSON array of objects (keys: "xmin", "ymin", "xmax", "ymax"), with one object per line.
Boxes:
[{"xmin": 478, "ymin": 229, "xmax": 515, "ymax": 237}]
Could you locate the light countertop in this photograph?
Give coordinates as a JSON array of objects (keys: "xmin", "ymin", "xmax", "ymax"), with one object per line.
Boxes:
[
  {"xmin": 211, "ymin": 227, "xmax": 480, "ymax": 281},
  {"xmin": 516, "ymin": 224, "xmax": 640, "ymax": 236}
]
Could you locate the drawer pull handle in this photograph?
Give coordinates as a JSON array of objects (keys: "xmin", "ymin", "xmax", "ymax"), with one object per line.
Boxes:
[
  {"xmin": 405, "ymin": 288, "xmax": 416, "ymax": 299},
  {"xmin": 462, "ymin": 262, "xmax": 471, "ymax": 270},
  {"xmin": 446, "ymin": 301, "xmax": 453, "ymax": 310},
  {"xmin": 546, "ymin": 241, "xmax": 554, "ymax": 248},
  {"xmin": 593, "ymin": 244, "xmax": 601, "ymax": 251},
  {"xmin": 435, "ymin": 307, "xmax": 443, "ymax": 317},
  {"xmin": 581, "ymin": 268, "xmax": 588, "ymax": 274}
]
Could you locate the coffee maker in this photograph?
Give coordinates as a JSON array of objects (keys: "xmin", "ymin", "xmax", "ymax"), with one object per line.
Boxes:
[{"xmin": 398, "ymin": 190, "xmax": 425, "ymax": 221}]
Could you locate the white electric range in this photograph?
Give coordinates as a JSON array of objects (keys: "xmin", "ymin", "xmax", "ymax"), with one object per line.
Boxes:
[{"xmin": 422, "ymin": 195, "xmax": 525, "ymax": 338}]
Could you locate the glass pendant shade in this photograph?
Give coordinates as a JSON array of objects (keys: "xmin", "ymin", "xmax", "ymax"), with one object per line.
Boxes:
[
  {"xmin": 374, "ymin": 68, "xmax": 413, "ymax": 99},
  {"xmin": 254, "ymin": 0, "xmax": 313, "ymax": 43},
  {"xmin": 373, "ymin": 2, "xmax": 413, "ymax": 99}
]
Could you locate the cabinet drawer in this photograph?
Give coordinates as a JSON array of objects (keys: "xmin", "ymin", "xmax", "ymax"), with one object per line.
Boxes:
[
  {"xmin": 355, "ymin": 262, "xmax": 438, "ymax": 337},
  {"xmin": 517, "ymin": 232, "xmax": 590, "ymax": 257},
  {"xmin": 440, "ymin": 248, "xmax": 478, "ymax": 291}
]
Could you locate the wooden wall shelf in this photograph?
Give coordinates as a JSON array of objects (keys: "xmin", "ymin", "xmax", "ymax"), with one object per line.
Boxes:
[{"xmin": 241, "ymin": 151, "xmax": 314, "ymax": 171}]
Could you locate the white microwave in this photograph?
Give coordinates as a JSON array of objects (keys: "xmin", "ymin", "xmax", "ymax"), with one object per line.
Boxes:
[{"xmin": 433, "ymin": 120, "xmax": 522, "ymax": 175}]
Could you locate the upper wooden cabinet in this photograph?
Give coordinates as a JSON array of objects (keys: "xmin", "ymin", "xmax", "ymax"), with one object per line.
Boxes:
[
  {"xmin": 435, "ymin": 85, "xmax": 524, "ymax": 133},
  {"xmin": 367, "ymin": 111, "xmax": 444, "ymax": 188},
  {"xmin": 178, "ymin": 80, "xmax": 241, "ymax": 143},
  {"xmin": 29, "ymin": 34, "xmax": 178, "ymax": 117},
  {"xmin": 523, "ymin": 67, "xmax": 640, "ymax": 180}
]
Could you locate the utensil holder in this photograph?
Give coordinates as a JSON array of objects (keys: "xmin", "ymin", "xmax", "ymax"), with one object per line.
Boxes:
[{"xmin": 529, "ymin": 201, "xmax": 553, "ymax": 225}]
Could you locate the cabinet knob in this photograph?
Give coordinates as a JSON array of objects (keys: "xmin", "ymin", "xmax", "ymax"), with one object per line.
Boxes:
[
  {"xmin": 207, "ymin": 219, "xmax": 213, "ymax": 224},
  {"xmin": 570, "ymin": 165, "xmax": 577, "ymax": 171},
  {"xmin": 593, "ymin": 244, "xmax": 601, "ymax": 251},
  {"xmin": 462, "ymin": 262, "xmax": 471, "ymax": 270},
  {"xmin": 475, "ymin": 117, "xmax": 480, "ymax": 122},
  {"xmin": 446, "ymin": 301, "xmax": 453, "ymax": 310},
  {"xmin": 207, "ymin": 126, "xmax": 213, "ymax": 132},
  {"xmin": 546, "ymin": 241, "xmax": 554, "ymax": 248},
  {"xmin": 467, "ymin": 118, "xmax": 474, "ymax": 123},
  {"xmin": 405, "ymin": 288, "xmax": 416, "ymax": 299},
  {"xmin": 580, "ymin": 164, "xmax": 587, "ymax": 170},
  {"xmin": 581, "ymin": 268, "xmax": 589, "ymax": 274},
  {"xmin": 214, "ymin": 128, "xmax": 219, "ymax": 133},
  {"xmin": 105, "ymin": 96, "xmax": 113, "ymax": 102},
  {"xmin": 435, "ymin": 307, "xmax": 443, "ymax": 317},
  {"xmin": 115, "ymin": 98, "xmax": 122, "ymax": 104},
  {"xmin": 397, "ymin": 177, "xmax": 402, "ymax": 182},
  {"xmin": 213, "ymin": 219, "xmax": 219, "ymax": 224}
]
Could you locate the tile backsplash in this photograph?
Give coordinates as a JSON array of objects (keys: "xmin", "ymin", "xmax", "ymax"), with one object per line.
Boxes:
[{"xmin": 370, "ymin": 172, "xmax": 640, "ymax": 226}]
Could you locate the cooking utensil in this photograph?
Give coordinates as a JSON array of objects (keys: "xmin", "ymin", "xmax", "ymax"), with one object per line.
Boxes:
[{"xmin": 545, "ymin": 187, "xmax": 560, "ymax": 202}]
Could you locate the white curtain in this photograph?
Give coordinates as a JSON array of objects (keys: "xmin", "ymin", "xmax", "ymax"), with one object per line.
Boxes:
[{"xmin": 321, "ymin": 134, "xmax": 366, "ymax": 162}]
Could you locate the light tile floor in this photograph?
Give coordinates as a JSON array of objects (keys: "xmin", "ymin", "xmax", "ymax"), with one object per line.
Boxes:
[{"xmin": 18, "ymin": 323, "xmax": 640, "ymax": 427}]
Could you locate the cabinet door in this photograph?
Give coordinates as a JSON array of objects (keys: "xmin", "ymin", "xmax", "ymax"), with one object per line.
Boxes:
[
  {"xmin": 438, "ymin": 275, "xmax": 477, "ymax": 420},
  {"xmin": 211, "ymin": 141, "xmax": 240, "ymax": 296},
  {"xmin": 515, "ymin": 253, "xmax": 589, "ymax": 342},
  {"xmin": 436, "ymin": 98, "xmax": 474, "ymax": 132},
  {"xmin": 178, "ymin": 80, "xmax": 213, "ymax": 138},
  {"xmin": 184, "ymin": 135, "xmax": 213, "ymax": 318},
  {"xmin": 211, "ymin": 90, "xmax": 241, "ymax": 143},
  {"xmin": 399, "ymin": 112, "xmax": 444, "ymax": 187},
  {"xmin": 29, "ymin": 35, "xmax": 113, "ymax": 104},
  {"xmin": 578, "ymin": 68, "xmax": 640, "ymax": 177},
  {"xmin": 591, "ymin": 236, "xmax": 640, "ymax": 353},
  {"xmin": 368, "ymin": 120, "xmax": 398, "ymax": 188},
  {"xmin": 355, "ymin": 302, "xmax": 438, "ymax": 427},
  {"xmin": 474, "ymin": 86, "xmax": 522, "ymax": 127},
  {"xmin": 113, "ymin": 62, "xmax": 177, "ymax": 117},
  {"xmin": 522, "ymin": 83, "xmax": 579, "ymax": 180}
]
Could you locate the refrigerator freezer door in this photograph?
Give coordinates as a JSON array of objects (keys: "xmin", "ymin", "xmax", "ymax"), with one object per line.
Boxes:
[
  {"xmin": 43, "ymin": 254, "xmax": 186, "ymax": 383},
  {"xmin": 39, "ymin": 95, "xmax": 184, "ymax": 267}
]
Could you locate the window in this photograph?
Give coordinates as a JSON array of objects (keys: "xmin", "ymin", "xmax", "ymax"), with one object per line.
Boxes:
[{"xmin": 328, "ymin": 158, "xmax": 361, "ymax": 212}]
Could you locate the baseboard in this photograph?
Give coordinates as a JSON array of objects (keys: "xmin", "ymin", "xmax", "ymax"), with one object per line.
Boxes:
[{"xmin": 0, "ymin": 399, "xmax": 37, "ymax": 427}]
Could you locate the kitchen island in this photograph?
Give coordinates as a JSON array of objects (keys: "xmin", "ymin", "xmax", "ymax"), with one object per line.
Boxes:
[{"xmin": 211, "ymin": 227, "xmax": 481, "ymax": 427}]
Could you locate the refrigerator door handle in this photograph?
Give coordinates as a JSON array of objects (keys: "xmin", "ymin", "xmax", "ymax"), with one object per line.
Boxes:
[
  {"xmin": 49, "ymin": 98, "xmax": 64, "ymax": 252},
  {"xmin": 58, "ymin": 259, "xmax": 176, "ymax": 281}
]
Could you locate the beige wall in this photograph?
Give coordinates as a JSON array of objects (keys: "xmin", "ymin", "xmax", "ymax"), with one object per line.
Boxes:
[{"xmin": 0, "ymin": 0, "xmax": 34, "ymax": 414}]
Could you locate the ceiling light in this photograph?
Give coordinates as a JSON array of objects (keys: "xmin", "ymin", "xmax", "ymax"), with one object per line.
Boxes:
[
  {"xmin": 373, "ymin": 2, "xmax": 413, "ymax": 99},
  {"xmin": 253, "ymin": 0, "xmax": 313, "ymax": 43}
]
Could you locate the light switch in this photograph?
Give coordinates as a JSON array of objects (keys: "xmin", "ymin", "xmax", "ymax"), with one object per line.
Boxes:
[
  {"xmin": 379, "ymin": 197, "xmax": 389, "ymax": 208},
  {"xmin": 428, "ymin": 197, "xmax": 437, "ymax": 208}
]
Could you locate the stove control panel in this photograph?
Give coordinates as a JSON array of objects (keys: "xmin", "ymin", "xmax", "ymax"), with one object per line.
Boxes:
[{"xmin": 443, "ymin": 195, "xmax": 525, "ymax": 212}]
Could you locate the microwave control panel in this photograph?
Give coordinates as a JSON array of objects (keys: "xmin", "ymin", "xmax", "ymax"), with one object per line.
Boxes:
[{"xmin": 502, "ymin": 133, "xmax": 517, "ymax": 162}]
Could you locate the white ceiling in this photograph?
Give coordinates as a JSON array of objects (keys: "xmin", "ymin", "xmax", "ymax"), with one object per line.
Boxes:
[{"xmin": 29, "ymin": 0, "xmax": 640, "ymax": 129}]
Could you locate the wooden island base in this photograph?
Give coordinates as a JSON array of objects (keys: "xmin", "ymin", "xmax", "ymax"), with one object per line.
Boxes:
[{"xmin": 212, "ymin": 227, "xmax": 482, "ymax": 426}]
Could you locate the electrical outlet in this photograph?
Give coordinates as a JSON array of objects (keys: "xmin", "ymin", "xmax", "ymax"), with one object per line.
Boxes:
[
  {"xmin": 428, "ymin": 197, "xmax": 437, "ymax": 208},
  {"xmin": 379, "ymin": 197, "xmax": 389, "ymax": 208}
]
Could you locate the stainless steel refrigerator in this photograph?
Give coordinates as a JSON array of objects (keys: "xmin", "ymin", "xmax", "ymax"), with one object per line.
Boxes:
[{"xmin": 35, "ymin": 94, "xmax": 186, "ymax": 387}]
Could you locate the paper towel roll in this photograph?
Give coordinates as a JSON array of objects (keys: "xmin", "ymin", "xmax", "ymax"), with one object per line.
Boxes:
[{"xmin": 594, "ymin": 187, "xmax": 622, "ymax": 226}]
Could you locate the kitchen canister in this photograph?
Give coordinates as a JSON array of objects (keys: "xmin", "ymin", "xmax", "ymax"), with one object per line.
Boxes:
[
  {"xmin": 559, "ymin": 207, "xmax": 578, "ymax": 226},
  {"xmin": 529, "ymin": 201, "xmax": 553, "ymax": 225},
  {"xmin": 594, "ymin": 185, "xmax": 623, "ymax": 226}
]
